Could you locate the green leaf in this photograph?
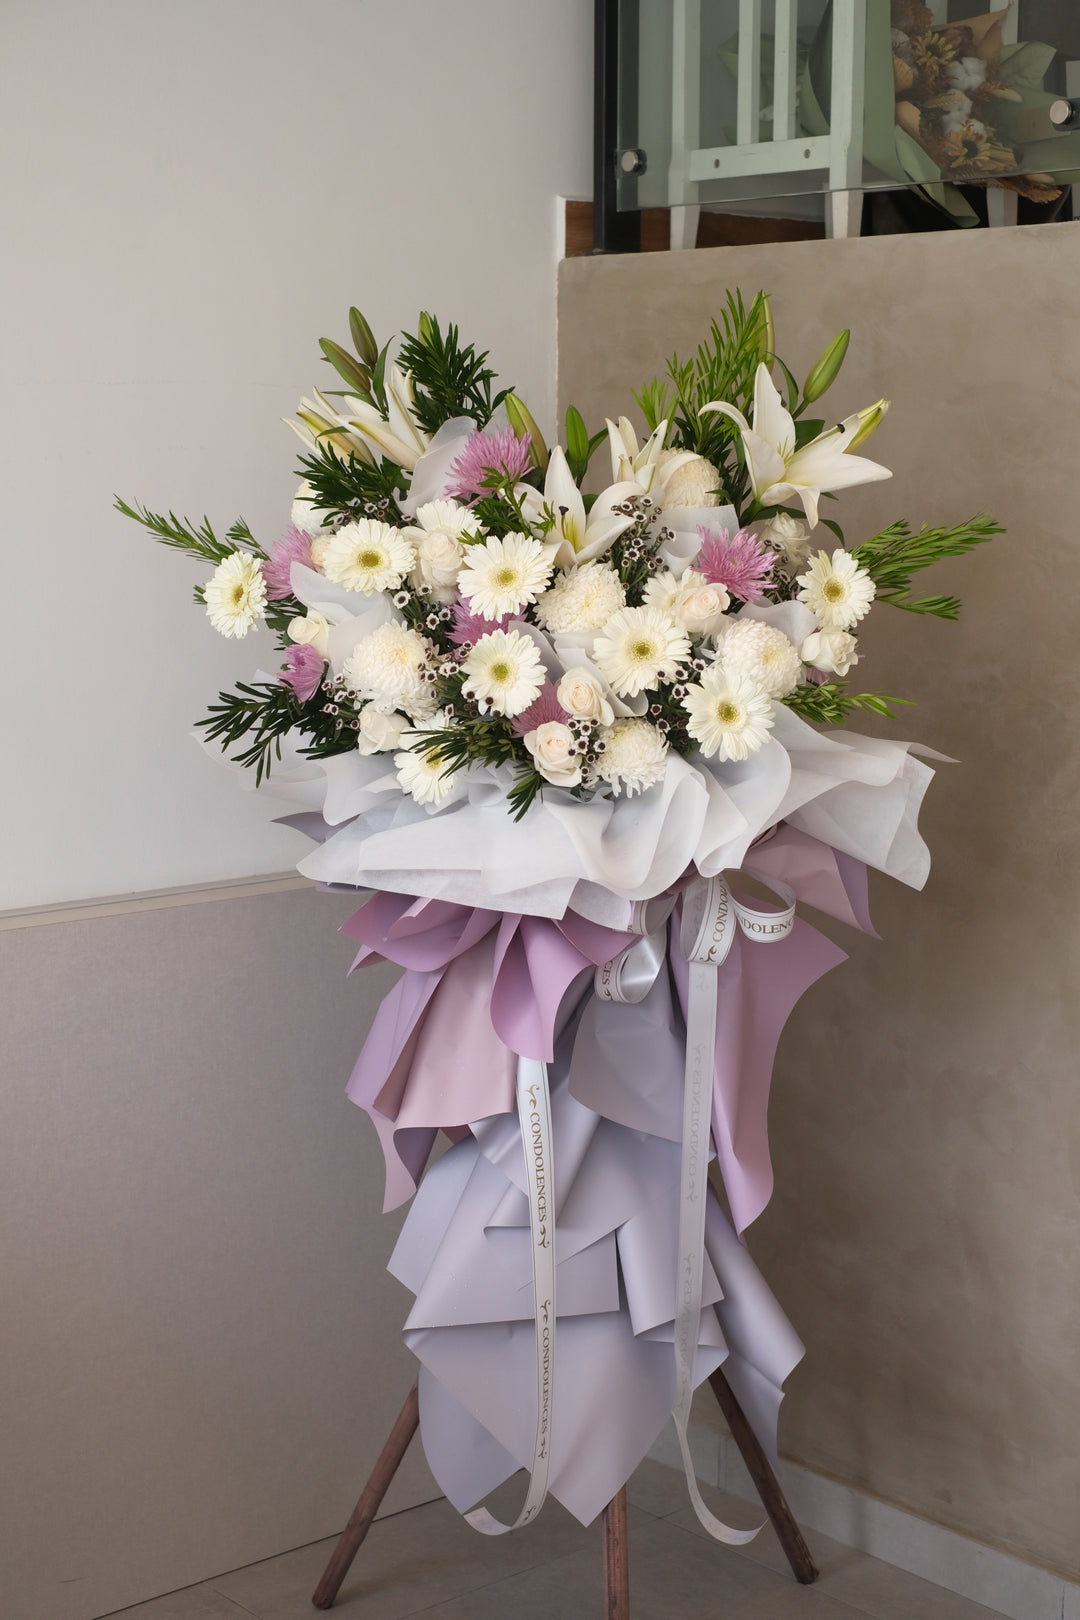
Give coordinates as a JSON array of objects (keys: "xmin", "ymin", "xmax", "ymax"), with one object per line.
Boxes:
[
  {"xmin": 565, "ymin": 405, "xmax": 589, "ymax": 482},
  {"xmin": 371, "ymin": 338, "xmax": 392, "ymax": 415}
]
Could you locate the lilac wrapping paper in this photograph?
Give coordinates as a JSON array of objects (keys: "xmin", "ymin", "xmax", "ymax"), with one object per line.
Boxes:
[{"xmin": 342, "ymin": 826, "xmax": 874, "ymax": 1525}]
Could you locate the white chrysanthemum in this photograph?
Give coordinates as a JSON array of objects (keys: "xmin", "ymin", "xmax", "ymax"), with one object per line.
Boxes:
[
  {"xmin": 682, "ymin": 667, "xmax": 775, "ymax": 762},
  {"xmin": 761, "ymin": 512, "xmax": 813, "ymax": 573},
  {"xmin": 797, "ymin": 549, "xmax": 875, "ymax": 631},
  {"xmin": 654, "ymin": 448, "xmax": 721, "ymax": 508},
  {"xmin": 341, "ymin": 622, "xmax": 433, "ymax": 717},
  {"xmin": 593, "ymin": 605, "xmax": 691, "ymax": 697},
  {"xmin": 596, "ymin": 718, "xmax": 669, "ymax": 797},
  {"xmin": 457, "ymin": 531, "xmax": 553, "ymax": 619},
  {"xmin": 291, "ymin": 480, "xmax": 322, "ymax": 536},
  {"xmin": 395, "ymin": 713, "xmax": 462, "ymax": 807},
  {"xmin": 461, "ymin": 628, "xmax": 545, "ymax": 717},
  {"xmin": 204, "ymin": 551, "xmax": 267, "ymax": 638},
  {"xmin": 535, "ymin": 561, "xmax": 626, "ymax": 634},
  {"xmin": 323, "ymin": 519, "xmax": 415, "ymax": 595},
  {"xmin": 715, "ymin": 618, "xmax": 802, "ymax": 700}
]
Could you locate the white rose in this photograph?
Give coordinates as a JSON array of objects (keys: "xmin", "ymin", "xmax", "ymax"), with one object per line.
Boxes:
[
  {"xmin": 557, "ymin": 667, "xmax": 614, "ymax": 727},
  {"xmin": 287, "ymin": 609, "xmax": 331, "ymax": 659},
  {"xmin": 524, "ymin": 721, "xmax": 582, "ymax": 787},
  {"xmin": 673, "ymin": 577, "xmax": 730, "ymax": 636},
  {"xmin": 356, "ymin": 705, "xmax": 410, "ymax": 755},
  {"xmin": 801, "ymin": 629, "xmax": 859, "ymax": 677},
  {"xmin": 761, "ymin": 512, "xmax": 813, "ymax": 571},
  {"xmin": 411, "ymin": 531, "xmax": 465, "ymax": 602},
  {"xmin": 655, "ymin": 449, "xmax": 721, "ymax": 508}
]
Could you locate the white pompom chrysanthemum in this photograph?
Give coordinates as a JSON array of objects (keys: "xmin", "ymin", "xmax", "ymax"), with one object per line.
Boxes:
[
  {"xmin": 461, "ymin": 627, "xmax": 545, "ymax": 717},
  {"xmin": 593, "ymin": 605, "xmax": 691, "ymax": 697},
  {"xmin": 535, "ymin": 561, "xmax": 626, "ymax": 634},
  {"xmin": 596, "ymin": 718, "xmax": 669, "ymax": 797},
  {"xmin": 715, "ymin": 618, "xmax": 802, "ymax": 699},
  {"xmin": 204, "ymin": 551, "xmax": 267, "ymax": 638},
  {"xmin": 323, "ymin": 519, "xmax": 415, "ymax": 595},
  {"xmin": 457, "ymin": 531, "xmax": 553, "ymax": 619},
  {"xmin": 796, "ymin": 548, "xmax": 875, "ymax": 631},
  {"xmin": 682, "ymin": 667, "xmax": 775, "ymax": 762},
  {"xmin": 341, "ymin": 623, "xmax": 432, "ymax": 717},
  {"xmin": 654, "ymin": 448, "xmax": 721, "ymax": 508}
]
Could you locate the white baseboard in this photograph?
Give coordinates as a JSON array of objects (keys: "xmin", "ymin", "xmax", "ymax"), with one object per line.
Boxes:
[{"xmin": 650, "ymin": 1423, "xmax": 1080, "ymax": 1620}]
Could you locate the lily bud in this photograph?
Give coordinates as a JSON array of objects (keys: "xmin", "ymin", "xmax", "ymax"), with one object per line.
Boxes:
[
  {"xmin": 348, "ymin": 307, "xmax": 379, "ymax": 368},
  {"xmin": 417, "ymin": 310, "xmax": 436, "ymax": 348},
  {"xmin": 846, "ymin": 398, "xmax": 889, "ymax": 450},
  {"xmin": 319, "ymin": 338, "xmax": 373, "ymax": 398},
  {"xmin": 505, "ymin": 393, "xmax": 549, "ymax": 473},
  {"xmin": 802, "ymin": 329, "xmax": 850, "ymax": 403}
]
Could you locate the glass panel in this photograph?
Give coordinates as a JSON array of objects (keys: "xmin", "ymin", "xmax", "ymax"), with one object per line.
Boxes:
[{"xmin": 617, "ymin": 0, "xmax": 1080, "ymax": 216}]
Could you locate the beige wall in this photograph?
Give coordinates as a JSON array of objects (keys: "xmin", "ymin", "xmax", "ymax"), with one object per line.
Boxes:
[
  {"xmin": 1, "ymin": 886, "xmax": 434, "ymax": 1620},
  {"xmin": 559, "ymin": 223, "xmax": 1080, "ymax": 1581}
]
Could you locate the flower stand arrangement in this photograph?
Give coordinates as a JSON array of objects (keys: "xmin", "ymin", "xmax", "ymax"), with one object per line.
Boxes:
[{"xmin": 120, "ymin": 291, "xmax": 996, "ymax": 1615}]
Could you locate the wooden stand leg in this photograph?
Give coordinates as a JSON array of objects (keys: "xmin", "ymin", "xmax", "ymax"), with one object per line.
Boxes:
[
  {"xmin": 312, "ymin": 1383, "xmax": 421, "ymax": 1610},
  {"xmin": 601, "ymin": 1486, "xmax": 630, "ymax": 1620},
  {"xmin": 708, "ymin": 1369, "xmax": 818, "ymax": 1586}
]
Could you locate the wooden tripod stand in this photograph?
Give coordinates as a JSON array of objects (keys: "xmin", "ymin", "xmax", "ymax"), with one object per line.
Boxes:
[{"xmin": 311, "ymin": 1367, "xmax": 817, "ymax": 1616}]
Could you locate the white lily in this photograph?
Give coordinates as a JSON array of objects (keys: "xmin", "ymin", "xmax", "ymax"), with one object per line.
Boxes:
[
  {"xmin": 533, "ymin": 445, "xmax": 639, "ymax": 568},
  {"xmin": 700, "ymin": 362, "xmax": 891, "ymax": 527},
  {"xmin": 284, "ymin": 365, "xmax": 431, "ymax": 471},
  {"xmin": 606, "ymin": 414, "xmax": 705, "ymax": 505}
]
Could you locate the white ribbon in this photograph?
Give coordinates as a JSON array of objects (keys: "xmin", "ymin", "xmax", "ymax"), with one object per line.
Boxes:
[
  {"xmin": 598, "ymin": 870, "xmax": 796, "ymax": 1543},
  {"xmin": 465, "ymin": 1054, "xmax": 556, "ymax": 1535}
]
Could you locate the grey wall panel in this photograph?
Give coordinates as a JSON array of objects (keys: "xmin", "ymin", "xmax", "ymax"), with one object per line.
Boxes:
[
  {"xmin": 1, "ymin": 886, "xmax": 436, "ymax": 1620},
  {"xmin": 558, "ymin": 221, "xmax": 1080, "ymax": 1580}
]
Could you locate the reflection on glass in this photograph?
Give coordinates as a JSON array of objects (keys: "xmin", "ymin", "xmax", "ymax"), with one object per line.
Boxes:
[{"xmin": 619, "ymin": 1, "xmax": 1080, "ymax": 218}]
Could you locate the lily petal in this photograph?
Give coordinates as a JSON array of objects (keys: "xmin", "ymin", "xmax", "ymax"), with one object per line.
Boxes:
[{"xmin": 751, "ymin": 362, "xmax": 796, "ymax": 461}]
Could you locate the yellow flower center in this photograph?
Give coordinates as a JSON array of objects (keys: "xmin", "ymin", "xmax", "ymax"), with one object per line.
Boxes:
[
  {"xmin": 358, "ymin": 549, "xmax": 383, "ymax": 569},
  {"xmin": 490, "ymin": 661, "xmax": 511, "ymax": 683},
  {"xmin": 823, "ymin": 579, "xmax": 846, "ymax": 603},
  {"xmin": 495, "ymin": 566, "xmax": 518, "ymax": 587},
  {"xmin": 632, "ymin": 639, "xmax": 655, "ymax": 660},
  {"xmin": 717, "ymin": 701, "xmax": 740, "ymax": 725},
  {"xmin": 231, "ymin": 585, "xmax": 245, "ymax": 604}
]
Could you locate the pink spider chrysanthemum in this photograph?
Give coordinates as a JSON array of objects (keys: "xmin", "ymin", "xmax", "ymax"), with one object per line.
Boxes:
[
  {"xmin": 263, "ymin": 524, "xmax": 316, "ymax": 599},
  {"xmin": 696, "ymin": 526, "xmax": 775, "ymax": 604},
  {"xmin": 447, "ymin": 428, "xmax": 532, "ymax": 499},
  {"xmin": 448, "ymin": 597, "xmax": 513, "ymax": 647},
  {"xmin": 278, "ymin": 642, "xmax": 324, "ymax": 703},
  {"xmin": 511, "ymin": 679, "xmax": 571, "ymax": 737}
]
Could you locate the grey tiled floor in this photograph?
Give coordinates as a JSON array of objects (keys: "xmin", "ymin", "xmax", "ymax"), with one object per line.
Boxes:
[{"xmin": 101, "ymin": 1461, "xmax": 1011, "ymax": 1620}]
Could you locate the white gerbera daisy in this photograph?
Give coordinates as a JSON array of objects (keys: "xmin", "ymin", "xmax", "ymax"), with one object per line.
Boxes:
[
  {"xmin": 341, "ymin": 622, "xmax": 433, "ymax": 717},
  {"xmin": 796, "ymin": 548, "xmax": 875, "ymax": 631},
  {"xmin": 204, "ymin": 551, "xmax": 267, "ymax": 638},
  {"xmin": 682, "ymin": 667, "xmax": 775, "ymax": 762},
  {"xmin": 593, "ymin": 605, "xmax": 691, "ymax": 697},
  {"xmin": 457, "ymin": 532, "xmax": 553, "ymax": 619},
  {"xmin": 461, "ymin": 627, "xmax": 545, "ymax": 717},
  {"xmin": 715, "ymin": 619, "xmax": 802, "ymax": 699},
  {"xmin": 323, "ymin": 519, "xmax": 415, "ymax": 595},
  {"xmin": 596, "ymin": 719, "xmax": 669, "ymax": 797},
  {"xmin": 535, "ymin": 561, "xmax": 626, "ymax": 633},
  {"xmin": 395, "ymin": 714, "xmax": 463, "ymax": 807}
]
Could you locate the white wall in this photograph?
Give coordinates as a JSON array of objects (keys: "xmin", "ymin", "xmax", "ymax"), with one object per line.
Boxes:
[{"xmin": 1, "ymin": 0, "xmax": 593, "ymax": 910}]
